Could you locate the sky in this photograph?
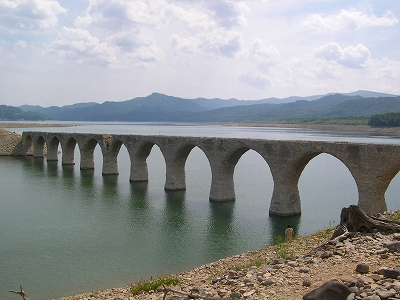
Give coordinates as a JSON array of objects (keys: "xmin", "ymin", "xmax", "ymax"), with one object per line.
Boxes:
[{"xmin": 0, "ymin": 0, "xmax": 399, "ymax": 107}]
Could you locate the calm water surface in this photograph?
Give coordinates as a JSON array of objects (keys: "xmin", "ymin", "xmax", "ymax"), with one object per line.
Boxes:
[{"xmin": 1, "ymin": 122, "xmax": 400, "ymax": 299}]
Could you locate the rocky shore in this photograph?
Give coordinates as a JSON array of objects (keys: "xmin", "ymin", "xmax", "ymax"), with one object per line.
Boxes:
[
  {"xmin": 0, "ymin": 129, "xmax": 25, "ymax": 155},
  {"xmin": 57, "ymin": 213, "xmax": 400, "ymax": 300}
]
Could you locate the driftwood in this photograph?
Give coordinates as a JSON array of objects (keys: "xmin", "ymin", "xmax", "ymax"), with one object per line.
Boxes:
[
  {"xmin": 160, "ymin": 285, "xmax": 229, "ymax": 300},
  {"xmin": 9, "ymin": 285, "xmax": 29, "ymax": 300},
  {"xmin": 330, "ymin": 205, "xmax": 400, "ymax": 239}
]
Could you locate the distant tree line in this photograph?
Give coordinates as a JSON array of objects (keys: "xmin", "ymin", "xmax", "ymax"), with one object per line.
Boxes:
[
  {"xmin": 0, "ymin": 105, "xmax": 47, "ymax": 121},
  {"xmin": 368, "ymin": 112, "xmax": 400, "ymax": 127}
]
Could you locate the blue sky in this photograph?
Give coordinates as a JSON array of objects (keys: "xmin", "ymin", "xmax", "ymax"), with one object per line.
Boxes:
[{"xmin": 1, "ymin": 0, "xmax": 399, "ymax": 107}]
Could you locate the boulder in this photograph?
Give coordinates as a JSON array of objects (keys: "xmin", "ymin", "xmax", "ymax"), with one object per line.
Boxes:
[{"xmin": 303, "ymin": 279, "xmax": 351, "ymax": 300}]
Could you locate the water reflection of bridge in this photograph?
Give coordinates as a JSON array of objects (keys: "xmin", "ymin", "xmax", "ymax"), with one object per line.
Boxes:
[{"xmin": 20, "ymin": 131, "xmax": 400, "ymax": 217}]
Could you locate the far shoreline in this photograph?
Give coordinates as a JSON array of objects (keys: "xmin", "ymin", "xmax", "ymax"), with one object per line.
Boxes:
[{"xmin": 1, "ymin": 121, "xmax": 400, "ymax": 136}]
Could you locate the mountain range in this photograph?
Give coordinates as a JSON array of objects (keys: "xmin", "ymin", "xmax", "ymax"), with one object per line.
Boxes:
[{"xmin": 9, "ymin": 90, "xmax": 400, "ymax": 122}]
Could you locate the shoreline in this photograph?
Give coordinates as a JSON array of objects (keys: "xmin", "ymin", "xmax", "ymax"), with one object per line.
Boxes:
[
  {"xmin": 57, "ymin": 222, "xmax": 400, "ymax": 300},
  {"xmin": 1, "ymin": 122, "xmax": 400, "ymax": 136}
]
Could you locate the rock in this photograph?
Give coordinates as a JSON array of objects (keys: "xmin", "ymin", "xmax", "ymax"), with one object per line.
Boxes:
[
  {"xmin": 376, "ymin": 289, "xmax": 396, "ymax": 299},
  {"xmin": 302, "ymin": 278, "xmax": 312, "ymax": 287},
  {"xmin": 299, "ymin": 267, "xmax": 310, "ymax": 273},
  {"xmin": 386, "ymin": 241, "xmax": 400, "ymax": 252},
  {"xmin": 355, "ymin": 263, "xmax": 370, "ymax": 274},
  {"xmin": 229, "ymin": 292, "xmax": 242, "ymax": 299},
  {"xmin": 261, "ymin": 278, "xmax": 276, "ymax": 286},
  {"xmin": 302, "ymin": 279, "xmax": 351, "ymax": 300},
  {"xmin": 363, "ymin": 295, "xmax": 381, "ymax": 300},
  {"xmin": 320, "ymin": 251, "xmax": 333, "ymax": 259},
  {"xmin": 383, "ymin": 268, "xmax": 400, "ymax": 279}
]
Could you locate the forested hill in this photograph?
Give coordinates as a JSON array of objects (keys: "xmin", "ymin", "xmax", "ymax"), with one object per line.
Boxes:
[
  {"xmin": 10, "ymin": 90, "xmax": 400, "ymax": 122},
  {"xmin": 0, "ymin": 105, "xmax": 48, "ymax": 121}
]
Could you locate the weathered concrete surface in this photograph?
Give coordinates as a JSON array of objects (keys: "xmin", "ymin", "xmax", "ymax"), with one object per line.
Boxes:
[{"xmin": 20, "ymin": 131, "xmax": 400, "ymax": 216}]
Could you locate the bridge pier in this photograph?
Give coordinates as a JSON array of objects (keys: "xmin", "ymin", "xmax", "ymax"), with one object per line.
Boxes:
[
  {"xmin": 102, "ymin": 155, "xmax": 119, "ymax": 175},
  {"xmin": 47, "ymin": 138, "xmax": 59, "ymax": 161},
  {"xmin": 209, "ymin": 160, "xmax": 235, "ymax": 202},
  {"xmin": 269, "ymin": 177, "xmax": 301, "ymax": 216},
  {"xmin": 80, "ymin": 150, "xmax": 94, "ymax": 169},
  {"xmin": 354, "ymin": 171, "xmax": 389, "ymax": 215},
  {"xmin": 164, "ymin": 157, "xmax": 186, "ymax": 190},
  {"xmin": 33, "ymin": 138, "xmax": 45, "ymax": 158}
]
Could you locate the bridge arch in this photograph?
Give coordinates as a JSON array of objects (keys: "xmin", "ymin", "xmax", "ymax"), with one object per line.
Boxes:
[
  {"xmin": 22, "ymin": 133, "xmax": 33, "ymax": 155},
  {"xmin": 299, "ymin": 153, "xmax": 358, "ymax": 217},
  {"xmin": 46, "ymin": 135, "xmax": 61, "ymax": 161},
  {"xmin": 61, "ymin": 137, "xmax": 77, "ymax": 165},
  {"xmin": 20, "ymin": 131, "xmax": 400, "ymax": 216},
  {"xmin": 163, "ymin": 143, "xmax": 198, "ymax": 191},
  {"xmin": 33, "ymin": 134, "xmax": 46, "ymax": 157},
  {"xmin": 385, "ymin": 166, "xmax": 400, "ymax": 210},
  {"xmin": 234, "ymin": 148, "xmax": 273, "ymax": 209},
  {"xmin": 127, "ymin": 140, "xmax": 163, "ymax": 182}
]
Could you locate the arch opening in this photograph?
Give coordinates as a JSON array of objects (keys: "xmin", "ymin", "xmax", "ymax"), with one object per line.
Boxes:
[
  {"xmin": 184, "ymin": 146, "xmax": 212, "ymax": 204},
  {"xmin": 384, "ymin": 167, "xmax": 400, "ymax": 211},
  {"xmin": 144, "ymin": 144, "xmax": 166, "ymax": 200},
  {"xmin": 116, "ymin": 142, "xmax": 130, "ymax": 180},
  {"xmin": 233, "ymin": 148, "xmax": 273, "ymax": 216},
  {"xmin": 298, "ymin": 153, "xmax": 358, "ymax": 230}
]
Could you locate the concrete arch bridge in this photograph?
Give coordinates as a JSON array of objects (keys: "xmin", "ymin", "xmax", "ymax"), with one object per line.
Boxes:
[{"xmin": 21, "ymin": 131, "xmax": 400, "ymax": 217}]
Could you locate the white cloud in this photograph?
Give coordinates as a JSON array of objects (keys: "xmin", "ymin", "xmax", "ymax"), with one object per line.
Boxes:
[
  {"xmin": 0, "ymin": 0, "xmax": 66, "ymax": 31},
  {"xmin": 303, "ymin": 8, "xmax": 398, "ymax": 32},
  {"xmin": 166, "ymin": 1, "xmax": 245, "ymax": 57},
  {"xmin": 207, "ymin": 1, "xmax": 248, "ymax": 29},
  {"xmin": 238, "ymin": 38, "xmax": 280, "ymax": 89},
  {"xmin": 13, "ymin": 40, "xmax": 27, "ymax": 49},
  {"xmin": 74, "ymin": 0, "xmax": 157, "ymax": 29},
  {"xmin": 246, "ymin": 38, "xmax": 280, "ymax": 71},
  {"xmin": 47, "ymin": 26, "xmax": 117, "ymax": 66},
  {"xmin": 315, "ymin": 42, "xmax": 371, "ymax": 69},
  {"xmin": 239, "ymin": 70, "xmax": 273, "ymax": 90}
]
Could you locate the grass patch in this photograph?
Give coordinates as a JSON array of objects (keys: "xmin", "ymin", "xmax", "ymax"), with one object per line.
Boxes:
[
  {"xmin": 232, "ymin": 257, "xmax": 266, "ymax": 270},
  {"xmin": 274, "ymin": 236, "xmax": 294, "ymax": 259},
  {"xmin": 130, "ymin": 276, "xmax": 179, "ymax": 296},
  {"xmin": 387, "ymin": 211, "xmax": 400, "ymax": 221}
]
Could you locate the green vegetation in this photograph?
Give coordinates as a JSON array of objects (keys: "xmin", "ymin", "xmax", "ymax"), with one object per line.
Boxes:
[
  {"xmin": 232, "ymin": 257, "xmax": 266, "ymax": 270},
  {"xmin": 387, "ymin": 211, "xmax": 400, "ymax": 221},
  {"xmin": 368, "ymin": 112, "xmax": 400, "ymax": 127},
  {"xmin": 130, "ymin": 276, "xmax": 179, "ymax": 296},
  {"xmin": 0, "ymin": 105, "xmax": 48, "ymax": 121},
  {"xmin": 274, "ymin": 236, "xmax": 294, "ymax": 259}
]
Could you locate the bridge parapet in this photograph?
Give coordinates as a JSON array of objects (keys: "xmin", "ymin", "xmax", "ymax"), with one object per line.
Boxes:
[{"xmin": 21, "ymin": 131, "xmax": 400, "ymax": 216}]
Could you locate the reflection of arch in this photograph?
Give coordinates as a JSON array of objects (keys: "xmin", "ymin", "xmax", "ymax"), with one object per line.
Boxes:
[{"xmin": 62, "ymin": 137, "xmax": 77, "ymax": 165}]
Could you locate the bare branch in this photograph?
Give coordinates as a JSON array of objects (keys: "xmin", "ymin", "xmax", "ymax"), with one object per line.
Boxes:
[{"xmin": 9, "ymin": 285, "xmax": 29, "ymax": 300}]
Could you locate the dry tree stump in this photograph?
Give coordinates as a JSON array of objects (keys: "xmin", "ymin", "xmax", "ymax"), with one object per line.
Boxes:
[{"xmin": 331, "ymin": 205, "xmax": 400, "ymax": 239}]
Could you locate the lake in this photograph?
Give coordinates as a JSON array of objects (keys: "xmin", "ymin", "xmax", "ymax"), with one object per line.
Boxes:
[{"xmin": 1, "ymin": 122, "xmax": 400, "ymax": 299}]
